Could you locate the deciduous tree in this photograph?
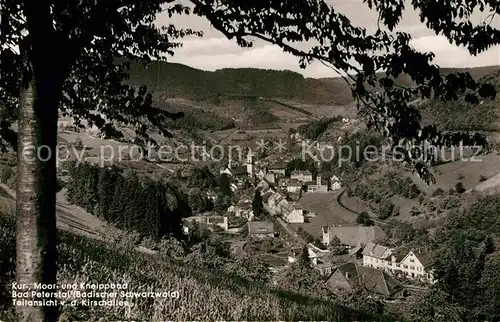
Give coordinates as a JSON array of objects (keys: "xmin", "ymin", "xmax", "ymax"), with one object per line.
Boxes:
[{"xmin": 2, "ymin": 0, "xmax": 500, "ymax": 320}]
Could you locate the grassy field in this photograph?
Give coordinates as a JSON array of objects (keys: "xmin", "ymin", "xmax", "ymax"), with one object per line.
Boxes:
[
  {"xmin": 0, "ymin": 213, "xmax": 390, "ymax": 321},
  {"xmin": 297, "ymin": 191, "xmax": 358, "ymax": 239}
]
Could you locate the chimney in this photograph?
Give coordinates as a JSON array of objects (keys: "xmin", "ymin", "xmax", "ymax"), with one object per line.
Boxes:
[
  {"xmin": 345, "ymin": 272, "xmax": 350, "ymax": 279},
  {"xmin": 228, "ymin": 159, "xmax": 232, "ymax": 169},
  {"xmin": 316, "ymin": 175, "xmax": 321, "ymax": 185}
]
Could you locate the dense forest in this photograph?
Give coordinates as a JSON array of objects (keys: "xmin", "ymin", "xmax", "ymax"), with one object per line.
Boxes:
[
  {"xmin": 65, "ymin": 162, "xmax": 189, "ymax": 240},
  {"xmin": 162, "ymin": 108, "xmax": 236, "ymax": 132},
  {"xmin": 296, "ymin": 116, "xmax": 342, "ymax": 140}
]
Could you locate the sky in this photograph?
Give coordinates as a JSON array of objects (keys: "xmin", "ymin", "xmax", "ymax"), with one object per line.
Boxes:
[{"xmin": 155, "ymin": 0, "xmax": 500, "ymax": 78}]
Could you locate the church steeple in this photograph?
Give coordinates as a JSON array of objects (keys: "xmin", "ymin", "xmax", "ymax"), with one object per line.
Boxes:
[{"xmin": 246, "ymin": 148, "xmax": 254, "ymax": 178}]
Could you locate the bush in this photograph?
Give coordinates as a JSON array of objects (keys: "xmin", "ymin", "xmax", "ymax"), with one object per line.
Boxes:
[
  {"xmin": 140, "ymin": 236, "xmax": 158, "ymax": 250},
  {"xmin": 356, "ymin": 212, "xmax": 373, "ymax": 226},
  {"xmin": 432, "ymin": 188, "xmax": 445, "ymax": 197},
  {"xmin": 455, "ymin": 182, "xmax": 466, "ymax": 194},
  {"xmin": 376, "ymin": 200, "xmax": 394, "ymax": 220},
  {"xmin": 74, "ymin": 137, "xmax": 83, "ymax": 150}
]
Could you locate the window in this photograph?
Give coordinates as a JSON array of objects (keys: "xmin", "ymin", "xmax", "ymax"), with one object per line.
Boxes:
[
  {"xmin": 410, "ymin": 266, "xmax": 414, "ymax": 270},
  {"xmin": 403, "ymin": 265, "xmax": 408, "ymax": 269},
  {"xmin": 409, "ymin": 259, "xmax": 415, "ymax": 263},
  {"xmin": 396, "ymin": 264, "xmax": 400, "ymax": 268}
]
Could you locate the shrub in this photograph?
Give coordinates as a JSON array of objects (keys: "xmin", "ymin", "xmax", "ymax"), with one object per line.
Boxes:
[
  {"xmin": 356, "ymin": 212, "xmax": 373, "ymax": 226},
  {"xmin": 455, "ymin": 182, "xmax": 466, "ymax": 194},
  {"xmin": 376, "ymin": 200, "xmax": 394, "ymax": 220},
  {"xmin": 433, "ymin": 188, "xmax": 445, "ymax": 197}
]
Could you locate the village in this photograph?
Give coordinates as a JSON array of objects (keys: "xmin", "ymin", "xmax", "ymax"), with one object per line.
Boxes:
[{"xmin": 182, "ymin": 143, "xmax": 435, "ymax": 301}]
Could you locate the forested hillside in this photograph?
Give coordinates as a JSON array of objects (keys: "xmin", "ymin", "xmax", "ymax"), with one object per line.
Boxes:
[
  {"xmin": 65, "ymin": 163, "xmax": 189, "ymax": 240},
  {"xmin": 126, "ymin": 61, "xmax": 353, "ymax": 105},
  {"xmin": 419, "ymin": 69, "xmax": 500, "ymax": 131},
  {"xmin": 125, "ymin": 60, "xmax": 500, "ymax": 134}
]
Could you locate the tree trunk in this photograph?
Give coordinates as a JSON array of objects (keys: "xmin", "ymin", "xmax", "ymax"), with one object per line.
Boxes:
[
  {"xmin": 16, "ymin": 56, "xmax": 59, "ymax": 322},
  {"xmin": 16, "ymin": 1, "xmax": 60, "ymax": 318},
  {"xmin": 16, "ymin": 73, "xmax": 42, "ymax": 321}
]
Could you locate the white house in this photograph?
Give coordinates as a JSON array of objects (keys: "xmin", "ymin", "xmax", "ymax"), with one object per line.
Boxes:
[
  {"xmin": 256, "ymin": 179, "xmax": 270, "ymax": 191},
  {"xmin": 307, "ymin": 175, "xmax": 328, "ymax": 193},
  {"xmin": 308, "ymin": 243, "xmax": 331, "ymax": 266},
  {"xmin": 360, "ymin": 245, "xmax": 435, "ymax": 283},
  {"xmin": 268, "ymin": 192, "xmax": 288, "ymax": 212},
  {"xmin": 330, "ymin": 175, "xmax": 342, "ymax": 191},
  {"xmin": 362, "ymin": 243, "xmax": 393, "ymax": 270},
  {"xmin": 288, "ymin": 244, "xmax": 330, "ymax": 266},
  {"xmin": 228, "ymin": 200, "xmax": 254, "ymax": 220},
  {"xmin": 291, "ymin": 170, "xmax": 313, "ymax": 182},
  {"xmin": 280, "ymin": 179, "xmax": 302, "ymax": 193},
  {"xmin": 397, "ymin": 250, "xmax": 434, "ymax": 282},
  {"xmin": 282, "ymin": 203, "xmax": 304, "ymax": 223},
  {"xmin": 265, "ymin": 172, "xmax": 276, "ymax": 184}
]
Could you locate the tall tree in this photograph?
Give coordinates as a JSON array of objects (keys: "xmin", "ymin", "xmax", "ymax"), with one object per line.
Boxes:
[
  {"xmin": 252, "ymin": 188, "xmax": 264, "ymax": 218},
  {"xmin": 1, "ymin": 0, "xmax": 499, "ymax": 320}
]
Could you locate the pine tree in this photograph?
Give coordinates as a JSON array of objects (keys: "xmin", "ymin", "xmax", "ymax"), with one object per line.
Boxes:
[
  {"xmin": 96, "ymin": 167, "xmax": 119, "ymax": 221},
  {"xmin": 218, "ymin": 174, "xmax": 232, "ymax": 197},
  {"xmin": 298, "ymin": 245, "xmax": 312, "ymax": 270},
  {"xmin": 252, "ymin": 188, "xmax": 264, "ymax": 218}
]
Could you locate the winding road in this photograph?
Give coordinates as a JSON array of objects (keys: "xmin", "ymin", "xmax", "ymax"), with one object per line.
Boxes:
[{"xmin": 336, "ymin": 189, "xmax": 389, "ymax": 226}]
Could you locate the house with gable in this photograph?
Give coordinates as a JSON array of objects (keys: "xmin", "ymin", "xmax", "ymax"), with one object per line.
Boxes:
[
  {"xmin": 280, "ymin": 178, "xmax": 302, "ymax": 193},
  {"xmin": 268, "ymin": 192, "xmax": 289, "ymax": 213},
  {"xmin": 228, "ymin": 199, "xmax": 254, "ymax": 220},
  {"xmin": 359, "ymin": 243, "xmax": 436, "ymax": 283},
  {"xmin": 248, "ymin": 221, "xmax": 275, "ymax": 239},
  {"xmin": 397, "ymin": 250, "xmax": 434, "ymax": 281},
  {"xmin": 288, "ymin": 244, "xmax": 330, "ymax": 267},
  {"xmin": 322, "ymin": 225, "xmax": 386, "ymax": 247},
  {"xmin": 267, "ymin": 162, "xmax": 287, "ymax": 176},
  {"xmin": 362, "ymin": 243, "xmax": 393, "ymax": 270},
  {"xmin": 281, "ymin": 203, "xmax": 304, "ymax": 223},
  {"xmin": 330, "ymin": 175, "xmax": 342, "ymax": 191},
  {"xmin": 325, "ymin": 262, "xmax": 404, "ymax": 298}
]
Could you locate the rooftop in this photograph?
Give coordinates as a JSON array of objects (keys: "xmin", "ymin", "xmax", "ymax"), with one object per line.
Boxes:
[
  {"xmin": 268, "ymin": 162, "xmax": 287, "ymax": 170},
  {"xmin": 326, "ymin": 226, "xmax": 386, "ymax": 247},
  {"xmin": 248, "ymin": 221, "xmax": 275, "ymax": 235},
  {"xmin": 291, "ymin": 170, "xmax": 312, "ymax": 176},
  {"xmin": 231, "ymin": 165, "xmax": 248, "ymax": 176},
  {"xmin": 326, "ymin": 262, "xmax": 403, "ymax": 297},
  {"xmin": 362, "ymin": 243, "xmax": 393, "ymax": 259}
]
